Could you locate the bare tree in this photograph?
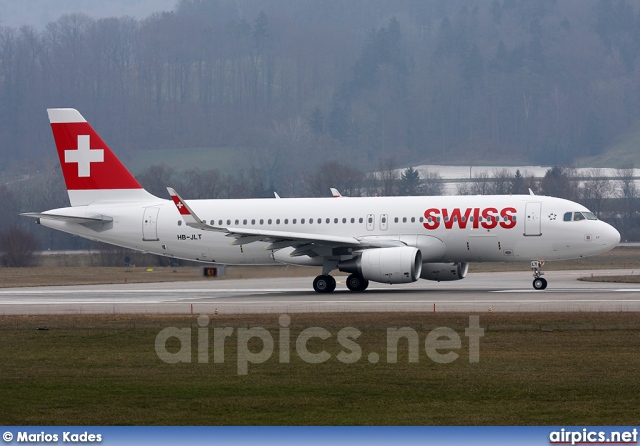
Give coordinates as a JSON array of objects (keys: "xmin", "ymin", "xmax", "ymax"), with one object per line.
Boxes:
[
  {"xmin": 183, "ymin": 168, "xmax": 222, "ymax": 199},
  {"xmin": 308, "ymin": 161, "xmax": 364, "ymax": 197},
  {"xmin": 136, "ymin": 164, "xmax": 177, "ymax": 198},
  {"xmin": 578, "ymin": 168, "xmax": 613, "ymax": 217},
  {"xmin": 0, "ymin": 225, "xmax": 39, "ymax": 267},
  {"xmin": 614, "ymin": 166, "xmax": 638, "ymax": 238},
  {"xmin": 469, "ymin": 171, "xmax": 492, "ymax": 195},
  {"xmin": 377, "ymin": 158, "xmax": 399, "ymax": 196},
  {"xmin": 490, "ymin": 168, "xmax": 513, "ymax": 194},
  {"xmin": 421, "ymin": 170, "xmax": 445, "ymax": 196}
]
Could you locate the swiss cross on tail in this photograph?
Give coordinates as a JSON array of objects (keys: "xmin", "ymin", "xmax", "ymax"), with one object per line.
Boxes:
[
  {"xmin": 47, "ymin": 108, "xmax": 142, "ymax": 191},
  {"xmin": 65, "ymin": 135, "xmax": 104, "ymax": 177}
]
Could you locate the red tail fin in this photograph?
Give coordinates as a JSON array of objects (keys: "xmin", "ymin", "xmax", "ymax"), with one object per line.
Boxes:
[{"xmin": 47, "ymin": 109, "xmax": 156, "ymax": 206}]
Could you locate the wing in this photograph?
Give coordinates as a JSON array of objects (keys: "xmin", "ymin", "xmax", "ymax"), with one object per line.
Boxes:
[{"xmin": 166, "ymin": 187, "xmax": 403, "ymax": 255}]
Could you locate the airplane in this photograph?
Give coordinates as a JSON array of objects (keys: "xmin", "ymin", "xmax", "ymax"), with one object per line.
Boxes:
[{"xmin": 22, "ymin": 108, "xmax": 621, "ymax": 293}]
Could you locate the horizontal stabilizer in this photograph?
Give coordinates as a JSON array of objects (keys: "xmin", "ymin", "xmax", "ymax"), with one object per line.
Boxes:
[{"xmin": 21, "ymin": 212, "xmax": 113, "ymax": 224}]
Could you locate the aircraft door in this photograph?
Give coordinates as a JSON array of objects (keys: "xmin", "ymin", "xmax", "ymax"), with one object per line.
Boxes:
[
  {"xmin": 142, "ymin": 207, "xmax": 160, "ymax": 241},
  {"xmin": 366, "ymin": 214, "xmax": 375, "ymax": 231},
  {"xmin": 524, "ymin": 202, "xmax": 542, "ymax": 236},
  {"xmin": 380, "ymin": 214, "xmax": 388, "ymax": 231}
]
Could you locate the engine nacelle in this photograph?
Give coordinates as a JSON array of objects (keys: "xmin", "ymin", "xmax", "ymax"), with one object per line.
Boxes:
[
  {"xmin": 339, "ymin": 247, "xmax": 422, "ymax": 284},
  {"xmin": 420, "ymin": 262, "xmax": 469, "ymax": 282}
]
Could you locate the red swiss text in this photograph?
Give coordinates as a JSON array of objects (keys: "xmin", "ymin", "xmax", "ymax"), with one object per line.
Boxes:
[{"xmin": 423, "ymin": 207, "xmax": 517, "ymax": 230}]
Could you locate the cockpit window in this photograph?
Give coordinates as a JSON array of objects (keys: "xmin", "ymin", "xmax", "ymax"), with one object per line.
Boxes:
[{"xmin": 564, "ymin": 211, "xmax": 598, "ymax": 222}]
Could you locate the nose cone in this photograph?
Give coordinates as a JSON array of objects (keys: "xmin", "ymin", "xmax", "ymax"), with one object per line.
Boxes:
[{"xmin": 601, "ymin": 222, "xmax": 621, "ymax": 250}]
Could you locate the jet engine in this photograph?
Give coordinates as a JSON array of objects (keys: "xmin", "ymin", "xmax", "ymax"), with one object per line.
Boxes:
[
  {"xmin": 420, "ymin": 262, "xmax": 469, "ymax": 281},
  {"xmin": 339, "ymin": 247, "xmax": 422, "ymax": 284}
]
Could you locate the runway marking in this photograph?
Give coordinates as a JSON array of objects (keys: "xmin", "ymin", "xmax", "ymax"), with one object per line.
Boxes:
[
  {"xmin": 1, "ymin": 287, "xmax": 639, "ymax": 297},
  {"xmin": 0, "ymin": 289, "xmax": 308, "ymax": 295},
  {"xmin": 492, "ymin": 289, "xmax": 640, "ymax": 293},
  {"xmin": 3, "ymin": 299, "xmax": 640, "ymax": 306}
]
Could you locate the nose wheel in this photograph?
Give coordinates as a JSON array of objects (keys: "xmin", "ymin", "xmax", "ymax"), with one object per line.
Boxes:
[{"xmin": 531, "ymin": 260, "xmax": 547, "ymax": 290}]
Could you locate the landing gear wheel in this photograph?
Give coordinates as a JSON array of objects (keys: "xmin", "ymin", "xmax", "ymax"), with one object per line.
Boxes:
[
  {"xmin": 532, "ymin": 277, "xmax": 547, "ymax": 290},
  {"xmin": 313, "ymin": 275, "xmax": 336, "ymax": 293},
  {"xmin": 531, "ymin": 260, "xmax": 547, "ymax": 291},
  {"xmin": 346, "ymin": 274, "xmax": 369, "ymax": 292}
]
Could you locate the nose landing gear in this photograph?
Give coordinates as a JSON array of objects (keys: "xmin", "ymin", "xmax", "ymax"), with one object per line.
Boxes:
[{"xmin": 531, "ymin": 260, "xmax": 547, "ymax": 290}]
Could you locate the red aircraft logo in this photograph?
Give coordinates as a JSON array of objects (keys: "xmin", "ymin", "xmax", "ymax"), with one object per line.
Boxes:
[{"xmin": 423, "ymin": 207, "xmax": 517, "ymax": 230}]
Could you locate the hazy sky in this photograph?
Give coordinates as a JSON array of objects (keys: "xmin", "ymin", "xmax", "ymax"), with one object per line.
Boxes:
[{"xmin": 0, "ymin": 0, "xmax": 176, "ymax": 29}]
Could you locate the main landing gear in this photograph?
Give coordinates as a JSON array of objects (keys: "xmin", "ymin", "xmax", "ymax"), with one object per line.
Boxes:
[
  {"xmin": 312, "ymin": 274, "xmax": 369, "ymax": 293},
  {"xmin": 531, "ymin": 260, "xmax": 548, "ymax": 290},
  {"xmin": 313, "ymin": 275, "xmax": 336, "ymax": 293}
]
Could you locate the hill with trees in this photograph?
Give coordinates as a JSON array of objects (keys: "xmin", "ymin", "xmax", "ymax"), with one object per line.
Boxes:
[{"xmin": 2, "ymin": 0, "xmax": 640, "ymax": 250}]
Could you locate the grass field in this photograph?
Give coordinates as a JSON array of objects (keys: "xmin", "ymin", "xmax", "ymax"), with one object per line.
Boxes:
[
  {"xmin": 1, "ymin": 313, "xmax": 639, "ymax": 425},
  {"xmin": 1, "ymin": 250, "xmax": 639, "ymax": 425}
]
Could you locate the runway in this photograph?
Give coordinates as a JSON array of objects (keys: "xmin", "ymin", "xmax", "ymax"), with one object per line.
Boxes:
[{"xmin": 1, "ymin": 270, "xmax": 640, "ymax": 314}]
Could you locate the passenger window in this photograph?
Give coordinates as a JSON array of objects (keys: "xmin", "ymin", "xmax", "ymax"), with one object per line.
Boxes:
[
  {"xmin": 419, "ymin": 217, "xmax": 424, "ymax": 222},
  {"xmin": 301, "ymin": 218, "xmax": 305, "ymax": 224},
  {"xmin": 402, "ymin": 217, "xmax": 407, "ymax": 223},
  {"xmin": 309, "ymin": 218, "xmax": 314, "ymax": 224},
  {"xmin": 218, "ymin": 220, "xmax": 223, "ymax": 225},
  {"xmin": 284, "ymin": 219, "xmax": 288, "ymax": 224},
  {"xmin": 564, "ymin": 212, "xmax": 572, "ymax": 222},
  {"xmin": 359, "ymin": 217, "xmax": 364, "ymax": 223},
  {"xmin": 178, "ymin": 220, "xmax": 182, "ymax": 226},
  {"xmin": 243, "ymin": 219, "xmax": 247, "ymax": 225},
  {"xmin": 368, "ymin": 217, "xmax": 373, "ymax": 223},
  {"xmin": 268, "ymin": 219, "xmax": 272, "ymax": 224},
  {"xmin": 292, "ymin": 219, "xmax": 297, "ymax": 224},
  {"xmin": 259, "ymin": 219, "xmax": 264, "ymax": 225},
  {"xmin": 276, "ymin": 219, "xmax": 280, "ymax": 224},
  {"xmin": 251, "ymin": 219, "xmax": 255, "ymax": 225},
  {"xmin": 342, "ymin": 218, "xmax": 346, "ymax": 223},
  {"xmin": 236, "ymin": 219, "xmax": 240, "ymax": 225},
  {"xmin": 394, "ymin": 217, "xmax": 399, "ymax": 223},
  {"xmin": 411, "ymin": 217, "xmax": 415, "ymax": 223},
  {"xmin": 351, "ymin": 218, "xmax": 355, "ymax": 223}
]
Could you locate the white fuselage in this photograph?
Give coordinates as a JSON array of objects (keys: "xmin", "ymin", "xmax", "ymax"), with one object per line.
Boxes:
[{"xmin": 40, "ymin": 194, "xmax": 620, "ymax": 267}]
